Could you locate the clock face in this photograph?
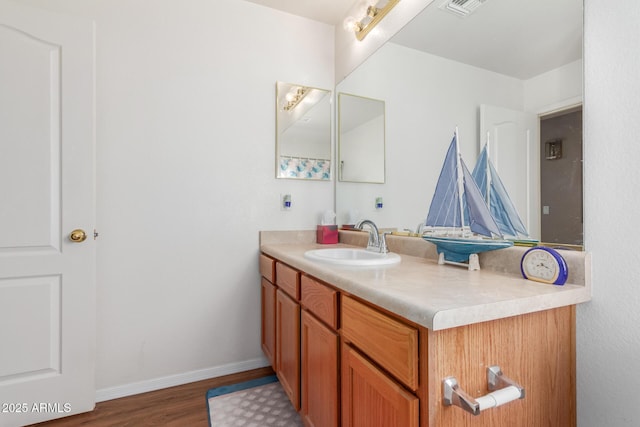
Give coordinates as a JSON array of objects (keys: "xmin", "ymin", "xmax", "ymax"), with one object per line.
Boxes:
[
  {"xmin": 523, "ymin": 250, "xmax": 558, "ymax": 282},
  {"xmin": 521, "ymin": 247, "xmax": 568, "ymax": 285}
]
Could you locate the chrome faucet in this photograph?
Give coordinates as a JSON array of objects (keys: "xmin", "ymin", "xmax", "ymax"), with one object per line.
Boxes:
[{"xmin": 355, "ymin": 219, "xmax": 389, "ymax": 253}]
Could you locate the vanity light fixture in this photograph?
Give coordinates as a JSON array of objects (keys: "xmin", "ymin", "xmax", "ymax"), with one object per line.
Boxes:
[
  {"xmin": 283, "ymin": 86, "xmax": 309, "ymax": 111},
  {"xmin": 345, "ymin": 0, "xmax": 400, "ymax": 41}
]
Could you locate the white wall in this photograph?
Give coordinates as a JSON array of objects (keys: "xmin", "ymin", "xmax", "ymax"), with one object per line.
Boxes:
[
  {"xmin": 524, "ymin": 59, "xmax": 583, "ymax": 113},
  {"xmin": 335, "ymin": 0, "xmax": 435, "ymax": 82},
  {"xmin": 579, "ymin": 0, "xmax": 640, "ymax": 425},
  {"xmin": 335, "ymin": 43, "xmax": 523, "ymax": 229},
  {"xmin": 340, "ymin": 115, "xmax": 385, "ymax": 183},
  {"xmin": 23, "ymin": 0, "xmax": 335, "ymax": 396}
]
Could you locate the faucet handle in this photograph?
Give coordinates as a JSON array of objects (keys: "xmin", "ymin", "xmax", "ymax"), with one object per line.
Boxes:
[{"xmin": 379, "ymin": 232, "xmax": 391, "ymax": 253}]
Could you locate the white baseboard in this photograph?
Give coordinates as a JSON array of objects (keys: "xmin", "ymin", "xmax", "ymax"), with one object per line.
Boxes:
[{"xmin": 95, "ymin": 357, "xmax": 270, "ymax": 402}]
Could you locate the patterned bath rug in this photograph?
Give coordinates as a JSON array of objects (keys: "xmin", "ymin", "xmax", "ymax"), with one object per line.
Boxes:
[{"xmin": 206, "ymin": 375, "xmax": 303, "ymax": 427}]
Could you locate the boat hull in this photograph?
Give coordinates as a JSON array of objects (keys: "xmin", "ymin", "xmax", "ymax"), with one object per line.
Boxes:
[{"xmin": 422, "ymin": 236, "xmax": 513, "ymax": 263}]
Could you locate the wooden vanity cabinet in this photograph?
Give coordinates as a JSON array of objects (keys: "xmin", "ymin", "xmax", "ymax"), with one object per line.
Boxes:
[
  {"xmin": 340, "ymin": 292, "xmax": 575, "ymax": 427},
  {"xmin": 300, "ymin": 275, "xmax": 339, "ymax": 427},
  {"xmin": 259, "ymin": 255, "xmax": 302, "ymax": 409},
  {"xmin": 260, "ymin": 253, "xmax": 576, "ymax": 427},
  {"xmin": 423, "ymin": 306, "xmax": 576, "ymax": 427}
]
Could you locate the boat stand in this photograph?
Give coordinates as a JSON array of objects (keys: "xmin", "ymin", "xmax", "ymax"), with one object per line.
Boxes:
[{"xmin": 438, "ymin": 253, "xmax": 480, "ymax": 271}]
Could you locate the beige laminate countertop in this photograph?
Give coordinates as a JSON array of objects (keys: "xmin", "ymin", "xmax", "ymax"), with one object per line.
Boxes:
[{"xmin": 260, "ymin": 230, "xmax": 592, "ymax": 331}]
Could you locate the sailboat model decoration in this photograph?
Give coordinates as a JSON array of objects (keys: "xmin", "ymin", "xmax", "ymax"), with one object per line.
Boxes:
[
  {"xmin": 422, "ymin": 128, "xmax": 513, "ymax": 270},
  {"xmin": 472, "ymin": 133, "xmax": 530, "ymax": 239}
]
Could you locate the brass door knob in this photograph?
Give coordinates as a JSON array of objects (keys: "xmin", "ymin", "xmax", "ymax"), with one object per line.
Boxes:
[{"xmin": 69, "ymin": 229, "xmax": 87, "ymax": 243}]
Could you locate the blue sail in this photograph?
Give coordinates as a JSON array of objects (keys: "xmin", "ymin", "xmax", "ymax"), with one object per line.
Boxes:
[
  {"xmin": 472, "ymin": 145, "xmax": 529, "ymax": 237},
  {"xmin": 426, "ymin": 136, "xmax": 462, "ymax": 228},
  {"xmin": 426, "ymin": 134, "xmax": 502, "ymax": 238},
  {"xmin": 462, "ymin": 159, "xmax": 502, "ymax": 237}
]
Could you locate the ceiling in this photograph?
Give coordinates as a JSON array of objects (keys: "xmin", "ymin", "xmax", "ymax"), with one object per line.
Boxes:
[
  {"xmin": 243, "ymin": 0, "xmax": 356, "ymax": 25},
  {"xmin": 243, "ymin": 0, "xmax": 583, "ymax": 80}
]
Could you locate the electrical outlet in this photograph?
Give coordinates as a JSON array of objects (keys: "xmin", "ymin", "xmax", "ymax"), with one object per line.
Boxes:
[
  {"xmin": 281, "ymin": 193, "xmax": 292, "ymax": 211},
  {"xmin": 375, "ymin": 197, "xmax": 383, "ymax": 210}
]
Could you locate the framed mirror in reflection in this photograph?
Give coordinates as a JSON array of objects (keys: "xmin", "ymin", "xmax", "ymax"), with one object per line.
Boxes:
[
  {"xmin": 276, "ymin": 82, "xmax": 331, "ymax": 180},
  {"xmin": 338, "ymin": 93, "xmax": 385, "ymax": 183},
  {"xmin": 334, "ymin": 0, "xmax": 583, "ymax": 247}
]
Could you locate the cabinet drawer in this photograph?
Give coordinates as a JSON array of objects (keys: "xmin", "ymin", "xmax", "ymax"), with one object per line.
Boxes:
[
  {"xmin": 259, "ymin": 254, "xmax": 275, "ymax": 282},
  {"xmin": 276, "ymin": 262, "xmax": 300, "ymax": 300},
  {"xmin": 341, "ymin": 295, "xmax": 418, "ymax": 391},
  {"xmin": 301, "ymin": 275, "xmax": 338, "ymax": 330}
]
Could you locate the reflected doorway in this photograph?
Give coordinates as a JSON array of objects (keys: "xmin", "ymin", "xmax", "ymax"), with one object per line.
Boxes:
[{"xmin": 539, "ymin": 107, "xmax": 583, "ymax": 246}]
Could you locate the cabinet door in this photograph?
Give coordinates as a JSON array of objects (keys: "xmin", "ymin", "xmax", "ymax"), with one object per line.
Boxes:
[
  {"xmin": 276, "ymin": 288, "xmax": 300, "ymax": 410},
  {"xmin": 301, "ymin": 310, "xmax": 339, "ymax": 427},
  {"xmin": 342, "ymin": 343, "xmax": 418, "ymax": 427},
  {"xmin": 261, "ymin": 278, "xmax": 276, "ymax": 368}
]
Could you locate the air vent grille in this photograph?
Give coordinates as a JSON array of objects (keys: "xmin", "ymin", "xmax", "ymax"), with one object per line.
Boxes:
[{"xmin": 439, "ymin": 0, "xmax": 487, "ymax": 17}]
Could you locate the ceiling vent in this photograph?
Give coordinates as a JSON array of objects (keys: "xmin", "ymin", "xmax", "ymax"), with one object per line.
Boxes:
[{"xmin": 439, "ymin": 0, "xmax": 487, "ymax": 17}]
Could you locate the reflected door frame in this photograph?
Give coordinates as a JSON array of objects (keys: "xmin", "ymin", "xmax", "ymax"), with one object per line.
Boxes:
[{"xmin": 538, "ymin": 104, "xmax": 584, "ymax": 246}]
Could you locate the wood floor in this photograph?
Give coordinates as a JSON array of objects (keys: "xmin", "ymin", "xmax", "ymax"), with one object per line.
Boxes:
[{"xmin": 30, "ymin": 367, "xmax": 274, "ymax": 427}]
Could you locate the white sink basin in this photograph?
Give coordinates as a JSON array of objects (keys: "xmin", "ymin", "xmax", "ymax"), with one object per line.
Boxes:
[{"xmin": 304, "ymin": 248, "xmax": 401, "ymax": 266}]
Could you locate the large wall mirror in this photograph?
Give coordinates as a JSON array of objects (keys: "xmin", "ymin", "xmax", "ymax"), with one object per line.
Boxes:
[
  {"xmin": 276, "ymin": 82, "xmax": 331, "ymax": 180},
  {"xmin": 338, "ymin": 93, "xmax": 385, "ymax": 183},
  {"xmin": 335, "ymin": 0, "xmax": 583, "ymax": 246}
]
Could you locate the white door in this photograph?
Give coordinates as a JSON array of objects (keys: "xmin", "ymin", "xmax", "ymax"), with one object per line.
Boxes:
[
  {"xmin": 0, "ymin": 2, "xmax": 95, "ymax": 426},
  {"xmin": 480, "ymin": 104, "xmax": 540, "ymax": 240}
]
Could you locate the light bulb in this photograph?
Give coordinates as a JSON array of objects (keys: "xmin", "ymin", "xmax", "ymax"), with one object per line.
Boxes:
[{"xmin": 343, "ymin": 16, "xmax": 358, "ymax": 32}]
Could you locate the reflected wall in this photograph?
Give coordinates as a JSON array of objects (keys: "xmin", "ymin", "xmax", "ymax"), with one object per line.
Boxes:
[{"xmin": 335, "ymin": 43, "xmax": 539, "ymax": 229}]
